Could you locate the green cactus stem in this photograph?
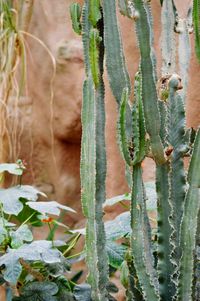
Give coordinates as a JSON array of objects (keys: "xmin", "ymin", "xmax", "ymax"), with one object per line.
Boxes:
[
  {"xmin": 131, "ymin": 164, "xmax": 160, "ymax": 301},
  {"xmin": 177, "ymin": 128, "xmax": 200, "ymax": 301},
  {"xmin": 133, "ymin": 0, "xmax": 165, "ymax": 165},
  {"xmin": 193, "ymin": 213, "xmax": 200, "ymax": 300},
  {"xmin": 89, "ymin": 0, "xmax": 101, "ymax": 27},
  {"xmin": 166, "ymin": 75, "xmax": 187, "ymax": 290},
  {"xmin": 80, "ymin": 1, "xmax": 109, "ymax": 300},
  {"xmin": 131, "ymin": 70, "xmax": 146, "ymax": 166},
  {"xmin": 118, "ymin": 88, "xmax": 132, "ymax": 166},
  {"xmin": 118, "ymin": 0, "xmax": 137, "ymax": 19},
  {"xmin": 118, "ymin": 0, "xmax": 129, "ymax": 17},
  {"xmin": 103, "ymin": 0, "xmax": 131, "ymax": 105},
  {"xmin": 70, "ymin": 3, "xmax": 82, "ymax": 35},
  {"xmin": 193, "ymin": 0, "xmax": 200, "ymax": 62},
  {"xmin": 161, "ymin": 0, "xmax": 176, "ymax": 75},
  {"xmin": 175, "ymin": 5, "xmax": 193, "ymax": 103},
  {"xmin": 156, "ymin": 103, "xmax": 174, "ymax": 300},
  {"xmin": 125, "ymin": 252, "xmax": 145, "ymax": 300},
  {"xmin": 89, "ymin": 28, "xmax": 101, "ymax": 87},
  {"xmin": 103, "ymin": 0, "xmax": 133, "ymax": 185}
]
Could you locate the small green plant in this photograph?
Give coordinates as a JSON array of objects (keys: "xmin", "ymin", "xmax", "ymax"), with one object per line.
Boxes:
[
  {"xmin": 0, "ymin": 162, "xmax": 84, "ymax": 300},
  {"xmin": 71, "ymin": 0, "xmax": 200, "ymax": 300}
]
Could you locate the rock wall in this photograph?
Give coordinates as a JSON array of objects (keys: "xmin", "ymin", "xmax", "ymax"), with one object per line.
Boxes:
[{"xmin": 7, "ymin": 0, "xmax": 200, "ymax": 224}]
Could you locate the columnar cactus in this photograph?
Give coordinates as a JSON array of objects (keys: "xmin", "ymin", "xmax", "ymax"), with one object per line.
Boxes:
[
  {"xmin": 71, "ymin": 1, "xmax": 109, "ymax": 299},
  {"xmin": 71, "ymin": 0, "xmax": 200, "ymax": 300}
]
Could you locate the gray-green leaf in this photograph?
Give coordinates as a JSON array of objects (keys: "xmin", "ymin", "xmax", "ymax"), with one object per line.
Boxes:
[
  {"xmin": 17, "ymin": 281, "xmax": 58, "ymax": 301},
  {"xmin": 106, "ymin": 241, "xmax": 127, "ymax": 269},
  {"xmin": 103, "ymin": 182, "xmax": 157, "ymax": 211},
  {"xmin": 10, "ymin": 225, "xmax": 33, "ymax": 248},
  {"xmin": 26, "ymin": 201, "xmax": 76, "ymax": 216},
  {"xmin": 0, "ymin": 240, "xmax": 64, "ymax": 284},
  {"xmin": 105, "ymin": 211, "xmax": 131, "ymax": 241},
  {"xmin": 0, "ymin": 163, "xmax": 23, "ymax": 176},
  {"xmin": 0, "ymin": 185, "xmax": 46, "ymax": 215}
]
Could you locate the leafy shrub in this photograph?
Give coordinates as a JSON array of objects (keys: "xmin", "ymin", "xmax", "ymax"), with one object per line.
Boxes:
[{"xmin": 0, "ymin": 162, "xmax": 82, "ymax": 300}]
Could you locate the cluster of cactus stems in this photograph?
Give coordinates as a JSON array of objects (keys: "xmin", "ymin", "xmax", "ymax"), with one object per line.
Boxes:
[{"xmin": 71, "ymin": 0, "xmax": 200, "ymax": 300}]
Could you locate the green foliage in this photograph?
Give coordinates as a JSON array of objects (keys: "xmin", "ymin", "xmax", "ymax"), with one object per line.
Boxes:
[
  {"xmin": 74, "ymin": 284, "xmax": 92, "ymax": 301},
  {"xmin": 106, "ymin": 241, "xmax": 127, "ymax": 269},
  {"xmin": 0, "ymin": 163, "xmax": 25, "ymax": 176},
  {"xmin": 10, "ymin": 225, "xmax": 33, "ymax": 248},
  {"xmin": 0, "ymin": 185, "xmax": 45, "ymax": 215},
  {"xmin": 0, "ymin": 164, "xmax": 81, "ymax": 300},
  {"xmin": 12, "ymin": 282, "xmax": 59, "ymax": 301},
  {"xmin": 26, "ymin": 201, "xmax": 76, "ymax": 216}
]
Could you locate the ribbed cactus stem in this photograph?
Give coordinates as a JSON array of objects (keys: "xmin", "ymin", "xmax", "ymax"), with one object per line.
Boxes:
[
  {"xmin": 70, "ymin": 3, "xmax": 82, "ymax": 35},
  {"xmin": 118, "ymin": 0, "xmax": 129, "ymax": 17},
  {"xmin": 89, "ymin": 28, "xmax": 101, "ymax": 87},
  {"xmin": 118, "ymin": 88, "xmax": 132, "ymax": 166},
  {"xmin": 177, "ymin": 129, "xmax": 200, "ymax": 301},
  {"xmin": 131, "ymin": 70, "xmax": 146, "ymax": 166},
  {"xmin": 161, "ymin": 0, "xmax": 176, "ymax": 74},
  {"xmin": 80, "ymin": 1, "xmax": 109, "ymax": 300},
  {"xmin": 158, "ymin": 1, "xmax": 177, "ymax": 292},
  {"xmin": 133, "ymin": 0, "xmax": 165, "ymax": 165},
  {"xmin": 166, "ymin": 75, "xmax": 187, "ymax": 292},
  {"xmin": 103, "ymin": 0, "xmax": 133, "ymax": 184},
  {"xmin": 131, "ymin": 164, "xmax": 160, "ymax": 301},
  {"xmin": 103, "ymin": 0, "xmax": 131, "ymax": 104},
  {"xmin": 89, "ymin": 0, "xmax": 101, "ymax": 26},
  {"xmin": 175, "ymin": 5, "xmax": 193, "ymax": 103},
  {"xmin": 157, "ymin": 5, "xmax": 175, "ymax": 294}
]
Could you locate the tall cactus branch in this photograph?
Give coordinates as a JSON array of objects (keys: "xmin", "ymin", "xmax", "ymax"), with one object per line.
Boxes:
[
  {"xmin": 103, "ymin": 0, "xmax": 133, "ymax": 186},
  {"xmin": 103, "ymin": 0, "xmax": 131, "ymax": 105},
  {"xmin": 166, "ymin": 75, "xmax": 187, "ymax": 292},
  {"xmin": 161, "ymin": 0, "xmax": 176, "ymax": 74},
  {"xmin": 177, "ymin": 128, "xmax": 200, "ymax": 301},
  {"xmin": 80, "ymin": 1, "xmax": 109, "ymax": 300},
  {"xmin": 175, "ymin": 4, "xmax": 193, "ymax": 103},
  {"xmin": 131, "ymin": 164, "xmax": 160, "ymax": 301},
  {"xmin": 133, "ymin": 0, "xmax": 166, "ymax": 165}
]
